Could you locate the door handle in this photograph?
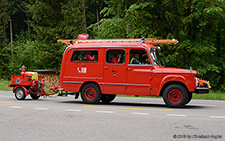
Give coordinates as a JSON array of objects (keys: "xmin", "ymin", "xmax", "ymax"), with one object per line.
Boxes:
[
  {"xmin": 104, "ymin": 66, "xmax": 108, "ymax": 69},
  {"xmin": 127, "ymin": 68, "xmax": 131, "ymax": 71}
]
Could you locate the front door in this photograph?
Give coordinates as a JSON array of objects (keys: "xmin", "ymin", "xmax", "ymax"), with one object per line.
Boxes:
[
  {"xmin": 102, "ymin": 49, "xmax": 126, "ymax": 94},
  {"xmin": 126, "ymin": 49, "xmax": 152, "ymax": 96}
]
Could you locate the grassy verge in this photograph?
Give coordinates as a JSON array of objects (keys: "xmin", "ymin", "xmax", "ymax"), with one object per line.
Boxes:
[
  {"xmin": 0, "ymin": 79, "xmax": 12, "ymax": 91},
  {"xmin": 192, "ymin": 92, "xmax": 225, "ymax": 100},
  {"xmin": 1, "ymin": 79, "xmax": 224, "ymax": 100}
]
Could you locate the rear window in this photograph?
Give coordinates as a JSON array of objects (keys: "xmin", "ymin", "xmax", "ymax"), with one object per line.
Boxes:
[
  {"xmin": 71, "ymin": 50, "xmax": 98, "ymax": 62},
  {"xmin": 106, "ymin": 49, "xmax": 125, "ymax": 64}
]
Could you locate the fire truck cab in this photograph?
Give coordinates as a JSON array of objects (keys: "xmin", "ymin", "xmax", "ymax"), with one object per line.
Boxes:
[{"xmin": 57, "ymin": 37, "xmax": 210, "ymax": 108}]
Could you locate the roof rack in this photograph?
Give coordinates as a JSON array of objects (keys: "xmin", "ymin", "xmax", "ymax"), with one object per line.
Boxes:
[{"xmin": 57, "ymin": 38, "xmax": 178, "ymax": 45}]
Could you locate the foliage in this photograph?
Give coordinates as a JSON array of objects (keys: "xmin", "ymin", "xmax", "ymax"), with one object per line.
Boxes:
[
  {"xmin": 0, "ymin": 0, "xmax": 225, "ymax": 92},
  {"xmin": 88, "ymin": 0, "xmax": 225, "ymax": 92},
  {"xmin": 0, "ymin": 0, "xmax": 11, "ymax": 79}
]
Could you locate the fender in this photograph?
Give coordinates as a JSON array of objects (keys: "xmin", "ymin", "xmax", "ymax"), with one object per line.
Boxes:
[
  {"xmin": 157, "ymin": 75, "xmax": 190, "ymax": 96},
  {"xmin": 13, "ymin": 86, "xmax": 29, "ymax": 96}
]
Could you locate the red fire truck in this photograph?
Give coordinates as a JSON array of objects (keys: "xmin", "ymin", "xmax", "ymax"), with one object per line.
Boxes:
[{"xmin": 9, "ymin": 35, "xmax": 210, "ymax": 108}]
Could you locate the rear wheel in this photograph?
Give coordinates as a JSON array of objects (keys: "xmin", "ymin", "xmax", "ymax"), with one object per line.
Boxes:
[
  {"xmin": 101, "ymin": 94, "xmax": 116, "ymax": 104},
  {"xmin": 163, "ymin": 84, "xmax": 188, "ymax": 108},
  {"xmin": 15, "ymin": 87, "xmax": 26, "ymax": 100},
  {"xmin": 30, "ymin": 94, "xmax": 40, "ymax": 100},
  {"xmin": 81, "ymin": 83, "xmax": 101, "ymax": 104}
]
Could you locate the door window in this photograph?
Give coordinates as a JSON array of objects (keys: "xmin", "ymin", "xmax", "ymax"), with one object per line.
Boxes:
[{"xmin": 129, "ymin": 49, "xmax": 150, "ymax": 65}]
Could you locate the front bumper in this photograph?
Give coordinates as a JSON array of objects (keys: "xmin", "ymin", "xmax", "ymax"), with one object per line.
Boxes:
[{"xmin": 195, "ymin": 87, "xmax": 210, "ymax": 94}]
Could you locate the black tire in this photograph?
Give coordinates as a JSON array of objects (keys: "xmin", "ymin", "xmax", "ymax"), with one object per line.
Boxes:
[
  {"xmin": 101, "ymin": 94, "xmax": 116, "ymax": 104},
  {"xmin": 163, "ymin": 84, "xmax": 188, "ymax": 108},
  {"xmin": 81, "ymin": 83, "xmax": 101, "ymax": 104},
  {"xmin": 15, "ymin": 87, "xmax": 26, "ymax": 100},
  {"xmin": 186, "ymin": 92, "xmax": 192, "ymax": 104},
  {"xmin": 30, "ymin": 94, "xmax": 40, "ymax": 100}
]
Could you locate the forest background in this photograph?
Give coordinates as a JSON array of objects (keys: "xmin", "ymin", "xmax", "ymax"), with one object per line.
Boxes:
[{"xmin": 0, "ymin": 0, "xmax": 224, "ymax": 92}]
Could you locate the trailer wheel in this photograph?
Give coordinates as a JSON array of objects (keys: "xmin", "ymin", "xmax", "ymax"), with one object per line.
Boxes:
[
  {"xmin": 163, "ymin": 84, "xmax": 188, "ymax": 108},
  {"xmin": 15, "ymin": 87, "xmax": 26, "ymax": 100},
  {"xmin": 101, "ymin": 94, "xmax": 116, "ymax": 104},
  {"xmin": 81, "ymin": 83, "xmax": 101, "ymax": 104},
  {"xmin": 30, "ymin": 94, "xmax": 40, "ymax": 100}
]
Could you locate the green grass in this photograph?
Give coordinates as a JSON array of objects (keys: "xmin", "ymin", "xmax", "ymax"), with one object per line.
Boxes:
[
  {"xmin": 1, "ymin": 79, "xmax": 224, "ymax": 100},
  {"xmin": 0, "ymin": 79, "xmax": 12, "ymax": 91},
  {"xmin": 192, "ymin": 92, "xmax": 225, "ymax": 100}
]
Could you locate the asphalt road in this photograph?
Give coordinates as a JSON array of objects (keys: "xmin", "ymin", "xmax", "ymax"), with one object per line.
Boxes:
[{"xmin": 0, "ymin": 90, "xmax": 224, "ymax": 141}]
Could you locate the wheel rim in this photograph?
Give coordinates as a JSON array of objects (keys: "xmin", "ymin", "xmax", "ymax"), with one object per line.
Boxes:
[
  {"xmin": 16, "ymin": 89, "xmax": 24, "ymax": 99},
  {"xmin": 85, "ymin": 87, "xmax": 96, "ymax": 100},
  {"xmin": 168, "ymin": 89, "xmax": 182, "ymax": 103}
]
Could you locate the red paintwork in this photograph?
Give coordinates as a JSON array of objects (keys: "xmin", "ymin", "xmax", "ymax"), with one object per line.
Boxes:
[
  {"xmin": 9, "ymin": 75, "xmax": 44, "ymax": 87},
  {"xmin": 8, "ymin": 68, "xmax": 58, "ymax": 97},
  {"xmin": 13, "ymin": 85, "xmax": 28, "ymax": 95},
  {"xmin": 59, "ymin": 42, "xmax": 198, "ymax": 97}
]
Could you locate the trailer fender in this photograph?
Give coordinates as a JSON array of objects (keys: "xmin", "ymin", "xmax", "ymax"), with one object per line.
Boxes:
[{"xmin": 13, "ymin": 86, "xmax": 29, "ymax": 96}]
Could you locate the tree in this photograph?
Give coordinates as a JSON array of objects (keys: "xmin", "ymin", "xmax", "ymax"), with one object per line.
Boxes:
[
  {"xmin": 0, "ymin": 0, "xmax": 10, "ymax": 78},
  {"xmin": 20, "ymin": 0, "xmax": 86, "ymax": 69},
  {"xmin": 89, "ymin": 0, "xmax": 225, "ymax": 91}
]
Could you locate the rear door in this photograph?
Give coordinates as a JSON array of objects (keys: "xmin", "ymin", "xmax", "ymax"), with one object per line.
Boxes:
[
  {"xmin": 62, "ymin": 49, "xmax": 102, "ymax": 92},
  {"xmin": 102, "ymin": 49, "xmax": 126, "ymax": 94}
]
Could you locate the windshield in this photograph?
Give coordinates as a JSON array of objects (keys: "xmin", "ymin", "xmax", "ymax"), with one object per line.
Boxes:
[{"xmin": 150, "ymin": 47, "xmax": 162, "ymax": 66}]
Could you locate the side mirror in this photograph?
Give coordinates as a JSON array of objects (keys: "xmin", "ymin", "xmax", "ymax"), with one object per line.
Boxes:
[{"xmin": 156, "ymin": 46, "xmax": 161, "ymax": 51}]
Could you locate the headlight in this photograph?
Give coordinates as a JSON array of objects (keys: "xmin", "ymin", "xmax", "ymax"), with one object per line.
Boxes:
[{"xmin": 195, "ymin": 77, "xmax": 199, "ymax": 87}]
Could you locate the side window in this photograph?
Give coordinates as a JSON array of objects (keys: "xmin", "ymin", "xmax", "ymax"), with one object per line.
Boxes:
[
  {"xmin": 106, "ymin": 49, "xmax": 125, "ymax": 64},
  {"xmin": 130, "ymin": 49, "xmax": 150, "ymax": 65},
  {"xmin": 71, "ymin": 50, "xmax": 98, "ymax": 62}
]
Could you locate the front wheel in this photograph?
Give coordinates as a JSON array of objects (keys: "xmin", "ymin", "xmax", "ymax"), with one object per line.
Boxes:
[
  {"xmin": 15, "ymin": 87, "xmax": 26, "ymax": 100},
  {"xmin": 186, "ymin": 92, "xmax": 192, "ymax": 104},
  {"xmin": 81, "ymin": 83, "xmax": 101, "ymax": 104},
  {"xmin": 163, "ymin": 84, "xmax": 188, "ymax": 108}
]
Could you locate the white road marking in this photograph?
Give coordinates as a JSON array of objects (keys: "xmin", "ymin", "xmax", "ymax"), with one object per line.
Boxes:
[
  {"xmin": 130, "ymin": 112, "xmax": 149, "ymax": 115},
  {"xmin": 65, "ymin": 109, "xmax": 81, "ymax": 112},
  {"xmin": 140, "ymin": 102, "xmax": 161, "ymax": 104},
  {"xmin": 9, "ymin": 106, "xmax": 22, "ymax": 109},
  {"xmin": 167, "ymin": 114, "xmax": 186, "ymax": 117},
  {"xmin": 34, "ymin": 108, "xmax": 49, "ymax": 110},
  {"xmin": 209, "ymin": 116, "xmax": 225, "ymax": 119},
  {"xmin": 129, "ymin": 98, "xmax": 163, "ymax": 101},
  {"xmin": 192, "ymin": 99, "xmax": 224, "ymax": 103},
  {"xmin": 96, "ymin": 111, "xmax": 114, "ymax": 114},
  {"xmin": 191, "ymin": 104, "xmax": 217, "ymax": 107}
]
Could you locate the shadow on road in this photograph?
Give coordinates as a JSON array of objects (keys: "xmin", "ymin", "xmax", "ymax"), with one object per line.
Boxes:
[{"xmin": 59, "ymin": 100, "xmax": 208, "ymax": 109}]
